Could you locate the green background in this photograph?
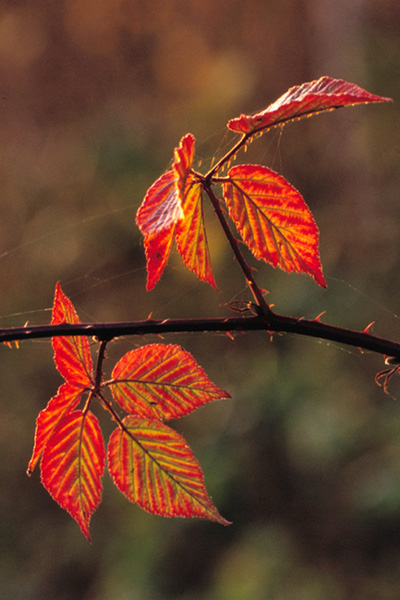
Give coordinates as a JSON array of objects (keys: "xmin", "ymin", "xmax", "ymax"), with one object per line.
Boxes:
[{"xmin": 0, "ymin": 1, "xmax": 400, "ymax": 598}]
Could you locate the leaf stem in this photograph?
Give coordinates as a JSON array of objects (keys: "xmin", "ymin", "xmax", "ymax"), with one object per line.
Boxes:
[
  {"xmin": 202, "ymin": 180, "xmax": 274, "ymax": 325},
  {"xmin": 204, "ymin": 133, "xmax": 250, "ymax": 180},
  {"xmin": 94, "ymin": 339, "xmax": 109, "ymax": 393}
]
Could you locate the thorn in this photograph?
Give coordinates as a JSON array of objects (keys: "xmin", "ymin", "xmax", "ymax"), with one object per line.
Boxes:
[
  {"xmin": 147, "ymin": 312, "xmax": 153, "ymax": 320},
  {"xmin": 385, "ymin": 356, "xmax": 400, "ymax": 366},
  {"xmin": 363, "ymin": 321, "xmax": 375, "ymax": 334},
  {"xmin": 225, "ymin": 331, "xmax": 235, "ymax": 341},
  {"xmin": 314, "ymin": 311, "xmax": 326, "ymax": 322}
]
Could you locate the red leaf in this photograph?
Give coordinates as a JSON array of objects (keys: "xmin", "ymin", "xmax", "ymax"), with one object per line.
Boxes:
[
  {"xmin": 27, "ymin": 383, "xmax": 83, "ymax": 475},
  {"xmin": 144, "ymin": 227, "xmax": 175, "ymax": 291},
  {"xmin": 107, "ymin": 416, "xmax": 230, "ymax": 524},
  {"xmin": 136, "ymin": 170, "xmax": 182, "ymax": 236},
  {"xmin": 109, "ymin": 343, "xmax": 230, "ymax": 420},
  {"xmin": 41, "ymin": 410, "xmax": 105, "ymax": 541},
  {"xmin": 228, "ymin": 76, "xmax": 392, "ymax": 135},
  {"xmin": 173, "ymin": 133, "xmax": 195, "ymax": 203},
  {"xmin": 137, "ymin": 134, "xmax": 217, "ymax": 289},
  {"xmin": 52, "ymin": 283, "xmax": 93, "ymax": 386},
  {"xmin": 175, "ymin": 179, "xmax": 218, "ymax": 289},
  {"xmin": 222, "ymin": 164, "xmax": 326, "ymax": 287}
]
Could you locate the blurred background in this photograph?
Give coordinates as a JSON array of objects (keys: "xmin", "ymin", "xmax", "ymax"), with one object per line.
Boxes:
[{"xmin": 0, "ymin": 0, "xmax": 399, "ymax": 598}]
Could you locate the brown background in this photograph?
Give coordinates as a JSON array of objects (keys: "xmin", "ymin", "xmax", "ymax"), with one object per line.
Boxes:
[{"xmin": 0, "ymin": 1, "xmax": 400, "ymax": 598}]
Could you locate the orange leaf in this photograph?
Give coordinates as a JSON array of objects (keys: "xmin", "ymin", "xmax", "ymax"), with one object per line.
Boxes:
[
  {"xmin": 136, "ymin": 170, "xmax": 182, "ymax": 236},
  {"xmin": 173, "ymin": 133, "xmax": 195, "ymax": 202},
  {"xmin": 41, "ymin": 410, "xmax": 105, "ymax": 541},
  {"xmin": 144, "ymin": 226, "xmax": 175, "ymax": 291},
  {"xmin": 52, "ymin": 282, "xmax": 93, "ymax": 386},
  {"xmin": 222, "ymin": 164, "xmax": 326, "ymax": 287},
  {"xmin": 137, "ymin": 134, "xmax": 217, "ymax": 289},
  {"xmin": 228, "ymin": 76, "xmax": 392, "ymax": 135},
  {"xmin": 27, "ymin": 383, "xmax": 83, "ymax": 475},
  {"xmin": 109, "ymin": 343, "xmax": 230, "ymax": 420},
  {"xmin": 175, "ymin": 179, "xmax": 218, "ymax": 289},
  {"xmin": 107, "ymin": 416, "xmax": 230, "ymax": 524}
]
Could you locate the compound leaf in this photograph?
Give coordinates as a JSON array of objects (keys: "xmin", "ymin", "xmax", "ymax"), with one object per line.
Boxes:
[
  {"xmin": 107, "ymin": 416, "xmax": 230, "ymax": 524},
  {"xmin": 222, "ymin": 164, "xmax": 326, "ymax": 287},
  {"xmin": 228, "ymin": 76, "xmax": 392, "ymax": 135},
  {"xmin": 137, "ymin": 134, "xmax": 216, "ymax": 289},
  {"xmin": 52, "ymin": 282, "xmax": 93, "ymax": 387},
  {"xmin": 41, "ymin": 410, "xmax": 105, "ymax": 542},
  {"xmin": 109, "ymin": 343, "xmax": 230, "ymax": 420}
]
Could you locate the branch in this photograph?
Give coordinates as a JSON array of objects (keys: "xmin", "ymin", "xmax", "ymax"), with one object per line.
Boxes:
[
  {"xmin": 202, "ymin": 181, "xmax": 274, "ymax": 325},
  {"xmin": 2, "ymin": 313, "xmax": 400, "ymax": 359}
]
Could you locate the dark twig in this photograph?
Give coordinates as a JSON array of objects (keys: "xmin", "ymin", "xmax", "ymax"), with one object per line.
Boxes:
[{"xmin": 2, "ymin": 313, "xmax": 400, "ymax": 360}]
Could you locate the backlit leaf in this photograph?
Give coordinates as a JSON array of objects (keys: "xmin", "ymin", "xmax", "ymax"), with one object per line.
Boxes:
[
  {"xmin": 27, "ymin": 383, "xmax": 83, "ymax": 475},
  {"xmin": 41, "ymin": 410, "xmax": 105, "ymax": 541},
  {"xmin": 109, "ymin": 343, "xmax": 230, "ymax": 420},
  {"xmin": 175, "ymin": 179, "xmax": 217, "ymax": 289},
  {"xmin": 136, "ymin": 170, "xmax": 182, "ymax": 236},
  {"xmin": 222, "ymin": 164, "xmax": 326, "ymax": 287},
  {"xmin": 173, "ymin": 133, "xmax": 195, "ymax": 203},
  {"xmin": 52, "ymin": 282, "xmax": 93, "ymax": 386},
  {"xmin": 137, "ymin": 134, "xmax": 216, "ymax": 289},
  {"xmin": 228, "ymin": 76, "xmax": 392, "ymax": 135},
  {"xmin": 144, "ymin": 226, "xmax": 175, "ymax": 291},
  {"xmin": 107, "ymin": 416, "xmax": 230, "ymax": 524}
]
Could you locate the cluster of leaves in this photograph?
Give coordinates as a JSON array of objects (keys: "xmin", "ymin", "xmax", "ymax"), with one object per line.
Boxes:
[
  {"xmin": 136, "ymin": 77, "xmax": 389, "ymax": 291},
  {"xmin": 27, "ymin": 77, "xmax": 391, "ymax": 540},
  {"xmin": 28, "ymin": 283, "xmax": 230, "ymax": 540}
]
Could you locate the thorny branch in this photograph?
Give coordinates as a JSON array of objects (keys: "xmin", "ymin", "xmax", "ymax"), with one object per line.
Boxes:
[{"xmin": 2, "ymin": 312, "xmax": 400, "ymax": 361}]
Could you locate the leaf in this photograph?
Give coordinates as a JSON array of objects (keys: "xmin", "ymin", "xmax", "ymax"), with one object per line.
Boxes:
[
  {"xmin": 144, "ymin": 226, "xmax": 175, "ymax": 291},
  {"xmin": 175, "ymin": 179, "xmax": 218, "ymax": 289},
  {"xmin": 173, "ymin": 133, "xmax": 196, "ymax": 203},
  {"xmin": 136, "ymin": 170, "xmax": 182, "ymax": 236},
  {"xmin": 137, "ymin": 134, "xmax": 216, "ymax": 289},
  {"xmin": 222, "ymin": 164, "xmax": 326, "ymax": 287},
  {"xmin": 107, "ymin": 416, "xmax": 230, "ymax": 524},
  {"xmin": 27, "ymin": 383, "xmax": 83, "ymax": 475},
  {"xmin": 52, "ymin": 282, "xmax": 93, "ymax": 387},
  {"xmin": 41, "ymin": 410, "xmax": 105, "ymax": 541},
  {"xmin": 228, "ymin": 76, "xmax": 392, "ymax": 135},
  {"xmin": 109, "ymin": 343, "xmax": 230, "ymax": 420}
]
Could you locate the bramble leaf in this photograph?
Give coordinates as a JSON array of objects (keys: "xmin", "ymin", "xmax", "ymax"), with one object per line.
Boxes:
[
  {"xmin": 136, "ymin": 170, "xmax": 182, "ymax": 236},
  {"xmin": 27, "ymin": 383, "xmax": 83, "ymax": 475},
  {"xmin": 52, "ymin": 282, "xmax": 93, "ymax": 386},
  {"xmin": 173, "ymin": 133, "xmax": 195, "ymax": 203},
  {"xmin": 175, "ymin": 180, "xmax": 218, "ymax": 289},
  {"xmin": 109, "ymin": 343, "xmax": 230, "ymax": 420},
  {"xmin": 222, "ymin": 164, "xmax": 326, "ymax": 287},
  {"xmin": 107, "ymin": 416, "xmax": 230, "ymax": 524},
  {"xmin": 41, "ymin": 410, "xmax": 105, "ymax": 541},
  {"xmin": 144, "ymin": 226, "xmax": 175, "ymax": 290},
  {"xmin": 137, "ymin": 134, "xmax": 216, "ymax": 289},
  {"xmin": 228, "ymin": 76, "xmax": 392, "ymax": 135}
]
